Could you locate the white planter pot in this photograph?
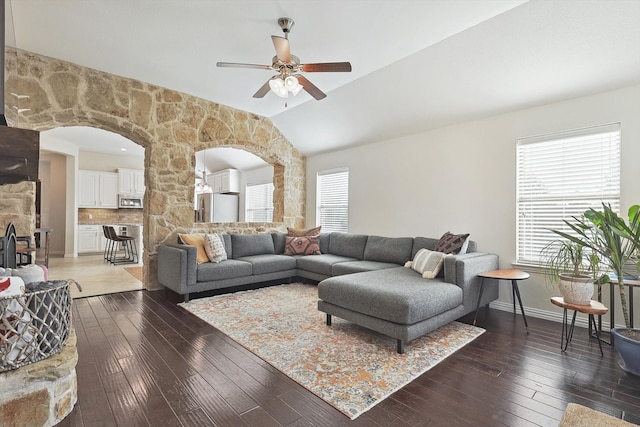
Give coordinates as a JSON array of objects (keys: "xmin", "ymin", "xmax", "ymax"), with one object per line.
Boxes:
[{"xmin": 558, "ymin": 274, "xmax": 594, "ymax": 305}]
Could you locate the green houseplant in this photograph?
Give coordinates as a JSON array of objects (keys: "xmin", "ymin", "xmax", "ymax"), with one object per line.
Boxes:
[
  {"xmin": 541, "ymin": 238, "xmax": 604, "ymax": 305},
  {"xmin": 549, "ymin": 203, "xmax": 640, "ymax": 376}
]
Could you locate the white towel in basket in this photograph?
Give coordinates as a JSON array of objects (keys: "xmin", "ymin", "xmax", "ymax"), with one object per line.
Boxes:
[{"xmin": 0, "ymin": 276, "xmax": 37, "ymax": 366}]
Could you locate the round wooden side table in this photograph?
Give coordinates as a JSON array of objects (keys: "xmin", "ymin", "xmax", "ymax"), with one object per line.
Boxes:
[
  {"xmin": 474, "ymin": 269, "xmax": 530, "ymax": 331},
  {"xmin": 550, "ymin": 296, "xmax": 609, "ymax": 356}
]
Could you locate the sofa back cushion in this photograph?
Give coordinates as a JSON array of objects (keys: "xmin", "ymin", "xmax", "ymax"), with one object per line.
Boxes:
[
  {"xmin": 412, "ymin": 237, "xmax": 439, "ymax": 258},
  {"xmin": 364, "ymin": 235, "xmax": 414, "ymax": 265},
  {"xmin": 231, "ymin": 234, "xmax": 275, "ymax": 258},
  {"xmin": 272, "ymin": 232, "xmax": 287, "ymax": 254},
  {"xmin": 328, "ymin": 232, "xmax": 368, "ymax": 260},
  {"xmin": 319, "ymin": 233, "xmax": 331, "ymax": 254},
  {"xmin": 221, "ymin": 234, "xmax": 232, "ymax": 258}
]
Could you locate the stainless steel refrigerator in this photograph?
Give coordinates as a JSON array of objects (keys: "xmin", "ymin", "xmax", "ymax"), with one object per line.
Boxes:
[{"xmin": 196, "ymin": 193, "xmax": 239, "ymax": 222}]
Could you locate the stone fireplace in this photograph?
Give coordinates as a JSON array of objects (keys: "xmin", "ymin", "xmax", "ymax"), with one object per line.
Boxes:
[{"xmin": 0, "ymin": 330, "xmax": 78, "ymax": 426}]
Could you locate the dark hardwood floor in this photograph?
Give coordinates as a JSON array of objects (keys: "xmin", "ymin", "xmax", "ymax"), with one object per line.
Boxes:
[{"xmin": 57, "ymin": 289, "xmax": 640, "ymax": 427}]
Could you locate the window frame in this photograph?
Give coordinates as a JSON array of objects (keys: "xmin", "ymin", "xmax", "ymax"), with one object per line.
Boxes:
[
  {"xmin": 515, "ymin": 123, "xmax": 621, "ymax": 268},
  {"xmin": 316, "ymin": 167, "xmax": 349, "ymax": 233},
  {"xmin": 244, "ymin": 181, "xmax": 274, "ymax": 223}
]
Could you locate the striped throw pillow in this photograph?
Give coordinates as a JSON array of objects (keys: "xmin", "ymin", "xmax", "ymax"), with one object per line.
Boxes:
[
  {"xmin": 204, "ymin": 233, "xmax": 228, "ymax": 263},
  {"xmin": 409, "ymin": 248, "xmax": 447, "ymax": 279}
]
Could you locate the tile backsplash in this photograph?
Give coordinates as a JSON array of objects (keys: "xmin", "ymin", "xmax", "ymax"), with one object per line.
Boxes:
[{"xmin": 78, "ymin": 208, "xmax": 143, "ymax": 225}]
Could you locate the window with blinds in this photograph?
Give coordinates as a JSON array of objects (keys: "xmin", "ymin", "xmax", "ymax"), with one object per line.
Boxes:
[
  {"xmin": 245, "ymin": 182, "xmax": 274, "ymax": 222},
  {"xmin": 516, "ymin": 123, "xmax": 621, "ymax": 265},
  {"xmin": 317, "ymin": 168, "xmax": 349, "ymax": 233}
]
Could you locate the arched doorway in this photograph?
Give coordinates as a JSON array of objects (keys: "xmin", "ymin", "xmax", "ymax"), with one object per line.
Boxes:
[{"xmin": 4, "ymin": 47, "xmax": 305, "ymax": 291}]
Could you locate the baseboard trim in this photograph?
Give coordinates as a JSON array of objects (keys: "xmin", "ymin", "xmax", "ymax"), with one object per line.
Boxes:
[{"xmin": 488, "ymin": 300, "xmax": 614, "ymax": 330}]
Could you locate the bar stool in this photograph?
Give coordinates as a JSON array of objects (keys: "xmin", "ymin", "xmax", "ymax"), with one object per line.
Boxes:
[
  {"xmin": 105, "ymin": 226, "xmax": 138, "ymax": 264},
  {"xmin": 102, "ymin": 226, "xmax": 114, "ymax": 261}
]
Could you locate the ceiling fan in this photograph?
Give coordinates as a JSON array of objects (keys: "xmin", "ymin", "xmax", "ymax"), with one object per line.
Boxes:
[{"xmin": 216, "ymin": 17, "xmax": 352, "ymax": 101}]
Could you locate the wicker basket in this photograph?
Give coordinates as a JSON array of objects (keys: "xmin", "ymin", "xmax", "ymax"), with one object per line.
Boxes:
[{"xmin": 0, "ymin": 280, "xmax": 72, "ymax": 372}]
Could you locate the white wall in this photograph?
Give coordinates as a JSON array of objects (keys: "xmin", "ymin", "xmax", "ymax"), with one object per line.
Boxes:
[
  {"xmin": 306, "ymin": 84, "xmax": 640, "ymax": 327},
  {"xmin": 38, "ymin": 152, "xmax": 67, "ymax": 256},
  {"xmin": 78, "ymin": 151, "xmax": 143, "ymax": 171}
]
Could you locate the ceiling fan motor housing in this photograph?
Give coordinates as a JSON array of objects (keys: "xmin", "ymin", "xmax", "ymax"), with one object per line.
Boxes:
[{"xmin": 278, "ymin": 17, "xmax": 294, "ymax": 36}]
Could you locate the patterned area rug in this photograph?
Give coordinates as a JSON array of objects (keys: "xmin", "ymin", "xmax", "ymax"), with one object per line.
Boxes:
[
  {"xmin": 124, "ymin": 266, "xmax": 143, "ymax": 282},
  {"xmin": 179, "ymin": 283, "xmax": 485, "ymax": 419}
]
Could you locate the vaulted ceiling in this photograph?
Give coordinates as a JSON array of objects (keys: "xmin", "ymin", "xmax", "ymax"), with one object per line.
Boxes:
[{"xmin": 7, "ymin": 0, "xmax": 640, "ymax": 157}]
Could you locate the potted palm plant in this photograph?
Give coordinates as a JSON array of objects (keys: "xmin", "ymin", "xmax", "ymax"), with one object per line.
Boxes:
[
  {"xmin": 541, "ymin": 238, "xmax": 604, "ymax": 305},
  {"xmin": 550, "ymin": 203, "xmax": 640, "ymax": 376}
]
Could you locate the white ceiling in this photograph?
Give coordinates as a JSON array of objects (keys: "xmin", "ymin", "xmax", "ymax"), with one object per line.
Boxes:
[{"xmin": 6, "ymin": 0, "xmax": 640, "ymax": 158}]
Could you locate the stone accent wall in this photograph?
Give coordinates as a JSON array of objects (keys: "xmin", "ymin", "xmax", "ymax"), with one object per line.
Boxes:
[
  {"xmin": 2, "ymin": 48, "xmax": 306, "ymax": 290},
  {"xmin": 0, "ymin": 181, "xmax": 36, "ymax": 240},
  {"xmin": 0, "ymin": 330, "xmax": 78, "ymax": 427}
]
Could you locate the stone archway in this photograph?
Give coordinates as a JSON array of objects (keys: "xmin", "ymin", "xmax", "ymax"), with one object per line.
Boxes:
[{"xmin": 3, "ymin": 48, "xmax": 305, "ymax": 291}]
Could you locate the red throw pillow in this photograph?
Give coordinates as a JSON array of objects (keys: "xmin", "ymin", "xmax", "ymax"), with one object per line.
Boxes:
[
  {"xmin": 285, "ymin": 236, "xmax": 321, "ymax": 255},
  {"xmin": 434, "ymin": 231, "xmax": 470, "ymax": 254}
]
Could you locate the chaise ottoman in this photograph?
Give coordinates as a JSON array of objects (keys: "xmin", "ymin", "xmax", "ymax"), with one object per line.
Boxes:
[{"xmin": 317, "ymin": 266, "xmax": 466, "ymax": 353}]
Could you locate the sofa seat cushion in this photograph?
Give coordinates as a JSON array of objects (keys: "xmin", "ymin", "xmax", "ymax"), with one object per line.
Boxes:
[
  {"xmin": 196, "ymin": 259, "xmax": 252, "ymax": 283},
  {"xmin": 332, "ymin": 260, "xmax": 401, "ymax": 276},
  {"xmin": 296, "ymin": 254, "xmax": 357, "ymax": 276},
  {"xmin": 236, "ymin": 254, "xmax": 297, "ymax": 275},
  {"xmin": 318, "ymin": 267, "xmax": 463, "ymax": 325}
]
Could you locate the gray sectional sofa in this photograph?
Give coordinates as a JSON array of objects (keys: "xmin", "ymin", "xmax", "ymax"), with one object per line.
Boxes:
[{"xmin": 157, "ymin": 232, "xmax": 499, "ymax": 353}]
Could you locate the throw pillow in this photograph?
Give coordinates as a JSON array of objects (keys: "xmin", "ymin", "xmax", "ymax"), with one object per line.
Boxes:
[
  {"xmin": 284, "ymin": 235, "xmax": 321, "ymax": 255},
  {"xmin": 204, "ymin": 233, "xmax": 227, "ymax": 263},
  {"xmin": 434, "ymin": 231, "xmax": 470, "ymax": 255},
  {"xmin": 410, "ymin": 248, "xmax": 447, "ymax": 279},
  {"xmin": 178, "ymin": 233, "xmax": 209, "ymax": 264},
  {"xmin": 287, "ymin": 226, "xmax": 321, "ymax": 237}
]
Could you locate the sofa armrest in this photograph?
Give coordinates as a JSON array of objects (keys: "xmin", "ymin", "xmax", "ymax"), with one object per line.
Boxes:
[
  {"xmin": 157, "ymin": 244, "xmax": 197, "ymax": 293},
  {"xmin": 443, "ymin": 252, "xmax": 499, "ymax": 311},
  {"xmin": 443, "ymin": 252, "xmax": 498, "ymax": 287}
]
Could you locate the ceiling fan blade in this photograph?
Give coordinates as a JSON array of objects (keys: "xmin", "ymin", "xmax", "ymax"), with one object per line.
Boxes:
[
  {"xmin": 297, "ymin": 76, "xmax": 326, "ymax": 100},
  {"xmin": 271, "ymin": 36, "xmax": 291, "ymax": 62},
  {"xmin": 252, "ymin": 79, "xmax": 271, "ymax": 98},
  {"xmin": 216, "ymin": 62, "xmax": 272, "ymax": 70},
  {"xmin": 300, "ymin": 62, "xmax": 352, "ymax": 72}
]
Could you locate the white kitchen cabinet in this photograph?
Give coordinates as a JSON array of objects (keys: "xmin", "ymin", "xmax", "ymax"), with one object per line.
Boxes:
[
  {"xmin": 78, "ymin": 224, "xmax": 107, "ymax": 253},
  {"xmin": 207, "ymin": 169, "xmax": 240, "ymax": 193},
  {"xmin": 117, "ymin": 168, "xmax": 145, "ymax": 195},
  {"xmin": 78, "ymin": 170, "xmax": 119, "ymax": 208}
]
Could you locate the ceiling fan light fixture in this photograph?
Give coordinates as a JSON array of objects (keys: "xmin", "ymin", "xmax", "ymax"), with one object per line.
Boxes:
[
  {"xmin": 290, "ymin": 84, "xmax": 303, "ymax": 96},
  {"xmin": 269, "ymin": 77, "xmax": 288, "ymax": 98},
  {"xmin": 284, "ymin": 75, "xmax": 299, "ymax": 90}
]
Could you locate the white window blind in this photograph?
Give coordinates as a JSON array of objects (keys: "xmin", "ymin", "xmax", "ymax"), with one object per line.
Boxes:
[
  {"xmin": 317, "ymin": 168, "xmax": 349, "ymax": 233},
  {"xmin": 245, "ymin": 182, "xmax": 274, "ymax": 222},
  {"xmin": 516, "ymin": 123, "xmax": 621, "ymax": 265}
]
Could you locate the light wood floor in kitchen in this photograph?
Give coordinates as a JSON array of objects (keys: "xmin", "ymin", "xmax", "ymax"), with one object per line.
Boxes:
[{"xmin": 45, "ymin": 251, "xmax": 143, "ymax": 298}]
